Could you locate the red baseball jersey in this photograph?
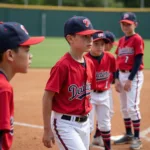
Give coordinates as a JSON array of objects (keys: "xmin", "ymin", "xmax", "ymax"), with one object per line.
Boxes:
[
  {"xmin": 0, "ymin": 73, "xmax": 14, "ymax": 150},
  {"xmin": 86, "ymin": 51, "xmax": 116, "ymax": 91},
  {"xmin": 45, "ymin": 52, "xmax": 96, "ymax": 116},
  {"xmin": 115, "ymin": 33, "xmax": 144, "ymax": 70}
]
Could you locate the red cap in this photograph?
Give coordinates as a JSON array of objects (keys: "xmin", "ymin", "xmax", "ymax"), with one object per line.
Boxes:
[
  {"xmin": 20, "ymin": 36, "xmax": 45, "ymax": 46},
  {"xmin": 120, "ymin": 20, "xmax": 134, "ymax": 25}
]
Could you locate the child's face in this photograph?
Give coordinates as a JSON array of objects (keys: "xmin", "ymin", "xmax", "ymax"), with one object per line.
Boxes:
[
  {"xmin": 120, "ymin": 22, "xmax": 136, "ymax": 35},
  {"xmin": 69, "ymin": 34, "xmax": 93, "ymax": 52},
  {"xmin": 12, "ymin": 46, "xmax": 32, "ymax": 73},
  {"xmin": 92, "ymin": 39, "xmax": 105, "ymax": 56},
  {"xmin": 105, "ymin": 43, "xmax": 113, "ymax": 51}
]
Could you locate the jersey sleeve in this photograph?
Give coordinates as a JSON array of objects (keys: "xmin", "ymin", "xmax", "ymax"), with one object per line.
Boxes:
[
  {"xmin": 115, "ymin": 38, "xmax": 122, "ymax": 55},
  {"xmin": 45, "ymin": 65, "xmax": 67, "ymax": 93},
  {"xmin": 109, "ymin": 54, "xmax": 117, "ymax": 83},
  {"xmin": 110, "ymin": 56, "xmax": 117, "ymax": 73},
  {"xmin": 0, "ymin": 91, "xmax": 12, "ymax": 130},
  {"xmin": 134, "ymin": 37, "xmax": 144, "ymax": 55}
]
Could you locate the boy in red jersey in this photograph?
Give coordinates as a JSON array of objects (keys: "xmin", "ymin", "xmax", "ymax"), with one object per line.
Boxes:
[
  {"xmin": 42, "ymin": 16, "xmax": 98, "ymax": 150},
  {"xmin": 91, "ymin": 31, "xmax": 118, "ymax": 148},
  {"xmin": 86, "ymin": 32, "xmax": 116, "ymax": 150},
  {"xmin": 0, "ymin": 22, "xmax": 44, "ymax": 150},
  {"xmin": 114, "ymin": 12, "xmax": 144, "ymax": 150}
]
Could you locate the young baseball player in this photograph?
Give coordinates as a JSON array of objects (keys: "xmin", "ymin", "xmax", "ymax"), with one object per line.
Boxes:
[
  {"xmin": 86, "ymin": 31, "xmax": 116, "ymax": 150},
  {"xmin": 114, "ymin": 12, "xmax": 144, "ymax": 150},
  {"xmin": 91, "ymin": 31, "xmax": 118, "ymax": 148},
  {"xmin": 0, "ymin": 22, "xmax": 44, "ymax": 150},
  {"xmin": 42, "ymin": 16, "xmax": 98, "ymax": 150}
]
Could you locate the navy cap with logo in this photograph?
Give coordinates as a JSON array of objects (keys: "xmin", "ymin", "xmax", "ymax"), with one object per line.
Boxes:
[
  {"xmin": 93, "ymin": 31, "xmax": 110, "ymax": 43},
  {"xmin": 120, "ymin": 12, "xmax": 137, "ymax": 24},
  {"xmin": 64, "ymin": 16, "xmax": 98, "ymax": 37},
  {"xmin": 0, "ymin": 22, "xmax": 45, "ymax": 52},
  {"xmin": 104, "ymin": 31, "xmax": 118, "ymax": 46}
]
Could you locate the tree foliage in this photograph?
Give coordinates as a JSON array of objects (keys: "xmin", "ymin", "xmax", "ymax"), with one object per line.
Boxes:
[{"xmin": 0, "ymin": 0, "xmax": 149, "ymax": 7}]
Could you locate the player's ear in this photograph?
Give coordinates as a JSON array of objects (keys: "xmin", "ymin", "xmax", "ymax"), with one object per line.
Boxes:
[
  {"xmin": 5, "ymin": 49, "xmax": 16, "ymax": 62},
  {"xmin": 66, "ymin": 35, "xmax": 74, "ymax": 44}
]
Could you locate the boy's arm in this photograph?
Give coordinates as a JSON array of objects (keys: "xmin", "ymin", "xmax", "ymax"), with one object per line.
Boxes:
[
  {"xmin": 128, "ymin": 54, "xmax": 143, "ymax": 81},
  {"xmin": 42, "ymin": 90, "xmax": 55, "ymax": 148}
]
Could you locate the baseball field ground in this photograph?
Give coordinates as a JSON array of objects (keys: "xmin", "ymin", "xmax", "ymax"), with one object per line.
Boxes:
[{"xmin": 11, "ymin": 37, "xmax": 150, "ymax": 150}]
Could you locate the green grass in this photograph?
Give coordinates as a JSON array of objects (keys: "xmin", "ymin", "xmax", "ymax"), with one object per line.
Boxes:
[
  {"xmin": 30, "ymin": 37, "xmax": 150, "ymax": 69},
  {"xmin": 30, "ymin": 37, "xmax": 69, "ymax": 68}
]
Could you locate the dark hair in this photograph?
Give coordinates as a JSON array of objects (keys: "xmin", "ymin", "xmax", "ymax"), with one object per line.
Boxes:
[
  {"xmin": 0, "ymin": 47, "xmax": 19, "ymax": 63},
  {"xmin": 65, "ymin": 34, "xmax": 76, "ymax": 45}
]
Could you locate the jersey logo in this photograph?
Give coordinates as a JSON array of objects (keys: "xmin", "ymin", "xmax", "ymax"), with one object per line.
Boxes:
[
  {"xmin": 83, "ymin": 19, "xmax": 91, "ymax": 27},
  {"xmin": 118, "ymin": 47, "xmax": 134, "ymax": 56},
  {"xmin": 68, "ymin": 83, "xmax": 91, "ymax": 101},
  {"xmin": 96, "ymin": 71, "xmax": 110, "ymax": 81}
]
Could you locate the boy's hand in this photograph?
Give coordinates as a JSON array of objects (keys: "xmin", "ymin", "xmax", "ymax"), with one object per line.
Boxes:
[
  {"xmin": 42, "ymin": 128, "xmax": 55, "ymax": 148},
  {"xmin": 115, "ymin": 79, "xmax": 122, "ymax": 93},
  {"xmin": 124, "ymin": 80, "xmax": 132, "ymax": 92}
]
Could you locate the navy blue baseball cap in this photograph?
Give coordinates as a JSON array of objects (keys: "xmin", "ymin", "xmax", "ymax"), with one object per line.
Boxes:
[
  {"xmin": 120, "ymin": 12, "xmax": 137, "ymax": 24},
  {"xmin": 104, "ymin": 31, "xmax": 118, "ymax": 46},
  {"xmin": 93, "ymin": 31, "xmax": 110, "ymax": 43},
  {"xmin": 64, "ymin": 16, "xmax": 99, "ymax": 37},
  {"xmin": 0, "ymin": 22, "xmax": 45, "ymax": 52}
]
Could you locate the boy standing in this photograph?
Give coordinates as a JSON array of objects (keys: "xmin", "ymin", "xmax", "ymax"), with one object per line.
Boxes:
[
  {"xmin": 0, "ymin": 22, "xmax": 44, "ymax": 150},
  {"xmin": 114, "ymin": 12, "xmax": 144, "ymax": 150},
  {"xmin": 90, "ymin": 31, "xmax": 118, "ymax": 148},
  {"xmin": 42, "ymin": 16, "xmax": 98, "ymax": 150},
  {"xmin": 86, "ymin": 31, "xmax": 116, "ymax": 150}
]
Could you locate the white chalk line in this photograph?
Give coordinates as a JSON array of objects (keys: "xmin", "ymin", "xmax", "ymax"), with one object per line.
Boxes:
[
  {"xmin": 14, "ymin": 122, "xmax": 150, "ymax": 142},
  {"xmin": 14, "ymin": 122, "xmax": 43, "ymax": 129}
]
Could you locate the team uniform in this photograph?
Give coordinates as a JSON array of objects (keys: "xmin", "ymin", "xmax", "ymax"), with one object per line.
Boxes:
[
  {"xmin": 45, "ymin": 52, "xmax": 95, "ymax": 150},
  {"xmin": 115, "ymin": 33, "xmax": 144, "ymax": 130},
  {"xmin": 86, "ymin": 51, "xmax": 116, "ymax": 150},
  {"xmin": 113, "ymin": 12, "xmax": 144, "ymax": 150},
  {"xmin": 0, "ymin": 72, "xmax": 14, "ymax": 150},
  {"xmin": 89, "ymin": 31, "xmax": 118, "ymax": 149}
]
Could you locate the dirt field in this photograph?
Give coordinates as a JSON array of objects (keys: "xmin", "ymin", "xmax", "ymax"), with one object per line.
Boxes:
[{"xmin": 10, "ymin": 69, "xmax": 150, "ymax": 150}]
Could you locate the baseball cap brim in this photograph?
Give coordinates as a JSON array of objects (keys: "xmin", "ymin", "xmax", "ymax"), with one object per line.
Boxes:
[
  {"xmin": 93, "ymin": 38, "xmax": 110, "ymax": 43},
  {"xmin": 120, "ymin": 20, "xmax": 134, "ymax": 25},
  {"xmin": 76, "ymin": 30, "xmax": 100, "ymax": 35},
  {"xmin": 20, "ymin": 36, "xmax": 45, "ymax": 46}
]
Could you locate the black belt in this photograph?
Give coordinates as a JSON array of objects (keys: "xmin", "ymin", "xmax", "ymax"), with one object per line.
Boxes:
[
  {"xmin": 120, "ymin": 70, "xmax": 132, "ymax": 73},
  {"xmin": 61, "ymin": 115, "xmax": 88, "ymax": 123},
  {"xmin": 93, "ymin": 90, "xmax": 104, "ymax": 93}
]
